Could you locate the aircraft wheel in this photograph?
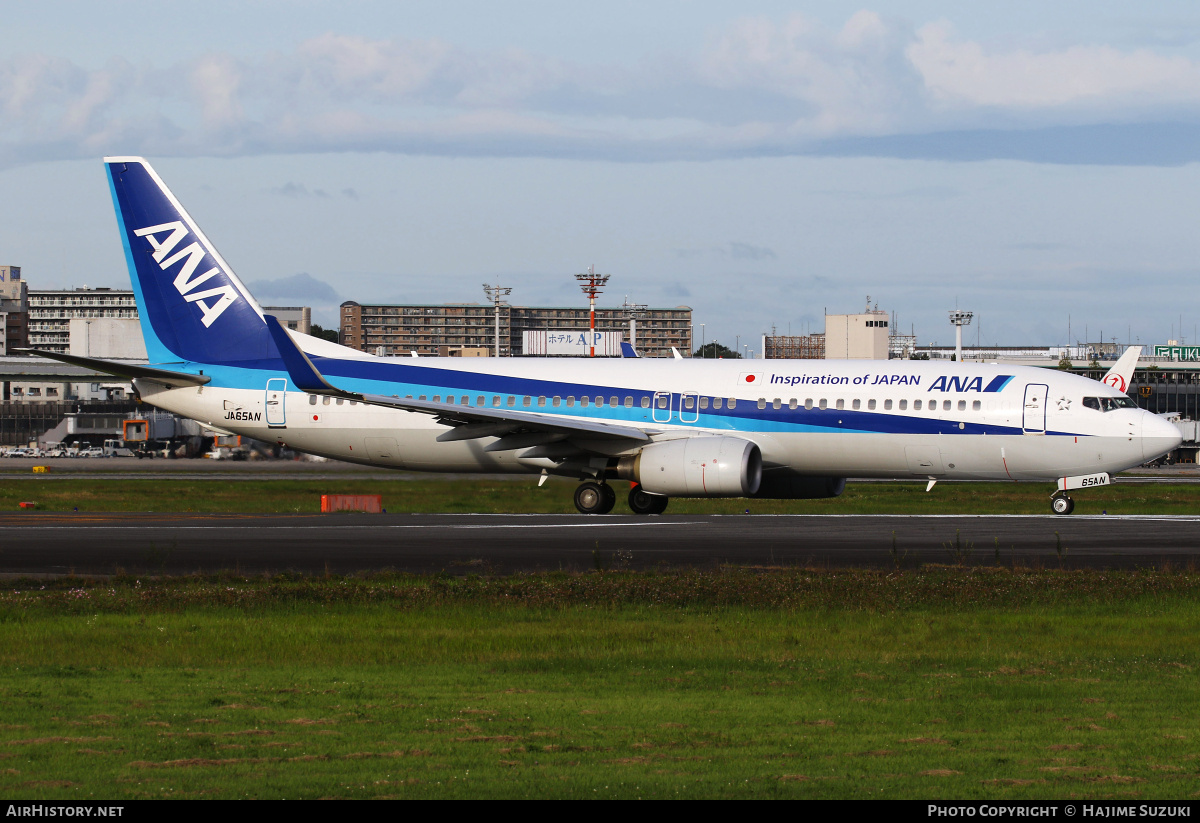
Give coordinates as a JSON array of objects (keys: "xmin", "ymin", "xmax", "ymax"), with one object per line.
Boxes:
[
  {"xmin": 574, "ymin": 482, "xmax": 609, "ymax": 515},
  {"xmin": 1051, "ymin": 495, "xmax": 1074, "ymax": 515},
  {"xmin": 598, "ymin": 483, "xmax": 617, "ymax": 514},
  {"xmin": 628, "ymin": 486, "xmax": 669, "ymax": 515}
]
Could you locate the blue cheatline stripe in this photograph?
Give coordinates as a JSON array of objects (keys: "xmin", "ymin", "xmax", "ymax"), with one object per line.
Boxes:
[
  {"xmin": 984, "ymin": 375, "xmax": 1014, "ymax": 392},
  {"xmin": 187, "ymin": 360, "xmax": 1080, "ymax": 439}
]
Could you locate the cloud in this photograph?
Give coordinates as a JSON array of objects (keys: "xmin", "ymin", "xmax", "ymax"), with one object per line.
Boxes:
[
  {"xmin": 674, "ymin": 242, "xmax": 777, "ymax": 260},
  {"xmin": 728, "ymin": 242, "xmax": 776, "ymax": 260},
  {"xmin": 7, "ymin": 16, "xmax": 1200, "ymax": 167},
  {"xmin": 268, "ymin": 182, "xmax": 363, "ymax": 199},
  {"xmin": 245, "ymin": 271, "xmax": 340, "ymax": 303},
  {"xmin": 908, "ymin": 21, "xmax": 1200, "ymax": 110}
]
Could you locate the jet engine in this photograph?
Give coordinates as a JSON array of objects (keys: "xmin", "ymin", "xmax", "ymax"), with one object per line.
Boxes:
[{"xmin": 617, "ymin": 437, "xmax": 762, "ymax": 497}]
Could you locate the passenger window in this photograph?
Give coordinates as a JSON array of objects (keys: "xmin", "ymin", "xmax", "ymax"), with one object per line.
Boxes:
[
  {"xmin": 507, "ymin": 396, "xmax": 515, "ymax": 407},
  {"xmin": 868, "ymin": 399, "xmax": 876, "ymax": 410},
  {"xmin": 805, "ymin": 399, "xmax": 814, "ymax": 410},
  {"xmin": 492, "ymin": 396, "xmax": 501, "ymax": 407},
  {"xmin": 958, "ymin": 400, "xmax": 966, "ymax": 411},
  {"xmin": 728, "ymin": 399, "xmax": 737, "ymax": 409},
  {"xmin": 657, "ymin": 395, "xmax": 668, "ymax": 409},
  {"xmin": 431, "ymin": 396, "xmax": 439, "ymax": 403},
  {"xmin": 553, "ymin": 396, "xmax": 561, "ymax": 407},
  {"xmin": 972, "ymin": 400, "xmax": 981, "ymax": 411},
  {"xmin": 609, "ymin": 396, "xmax": 618, "ymax": 407},
  {"xmin": 852, "ymin": 399, "xmax": 861, "ymax": 410},
  {"xmin": 477, "ymin": 396, "xmax": 485, "ymax": 406},
  {"xmin": 757, "ymin": 398, "xmax": 766, "ymax": 409},
  {"xmin": 700, "ymin": 397, "xmax": 709, "ymax": 410},
  {"xmin": 308, "ymin": 395, "xmax": 317, "ymax": 405},
  {"xmin": 566, "ymin": 397, "xmax": 575, "ymax": 407},
  {"xmin": 580, "ymin": 396, "xmax": 590, "ymax": 407},
  {"xmin": 914, "ymin": 400, "xmax": 922, "ymax": 410},
  {"xmin": 538, "ymin": 397, "xmax": 546, "ymax": 407},
  {"xmin": 819, "ymin": 399, "xmax": 828, "ymax": 410},
  {"xmin": 685, "ymin": 397, "xmax": 696, "ymax": 410},
  {"xmin": 772, "ymin": 398, "xmax": 781, "ymax": 410},
  {"xmin": 641, "ymin": 397, "xmax": 650, "ymax": 408},
  {"xmin": 898, "ymin": 399, "xmax": 907, "ymax": 410},
  {"xmin": 713, "ymin": 398, "xmax": 723, "ymax": 410},
  {"xmin": 943, "ymin": 400, "xmax": 951, "ymax": 411},
  {"xmin": 625, "ymin": 396, "xmax": 633, "ymax": 408},
  {"xmin": 884, "ymin": 399, "xmax": 893, "ymax": 410},
  {"xmin": 523, "ymin": 397, "xmax": 531, "ymax": 407},
  {"xmin": 419, "ymin": 395, "xmax": 427, "ymax": 401},
  {"xmin": 596, "ymin": 397, "xmax": 604, "ymax": 406},
  {"xmin": 788, "ymin": 399, "xmax": 798, "ymax": 410},
  {"xmin": 835, "ymin": 399, "xmax": 844, "ymax": 410}
]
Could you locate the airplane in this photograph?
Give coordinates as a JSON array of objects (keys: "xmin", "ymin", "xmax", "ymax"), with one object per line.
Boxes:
[{"xmin": 18, "ymin": 157, "xmax": 1183, "ymax": 516}]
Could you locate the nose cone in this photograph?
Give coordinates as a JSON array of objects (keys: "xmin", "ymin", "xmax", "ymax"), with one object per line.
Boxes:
[{"xmin": 1142, "ymin": 412, "xmax": 1184, "ymax": 462}]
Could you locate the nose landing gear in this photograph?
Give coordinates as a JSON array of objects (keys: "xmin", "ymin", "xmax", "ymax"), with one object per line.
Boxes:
[
  {"xmin": 574, "ymin": 481, "xmax": 617, "ymax": 514},
  {"xmin": 1051, "ymin": 493, "xmax": 1075, "ymax": 515}
]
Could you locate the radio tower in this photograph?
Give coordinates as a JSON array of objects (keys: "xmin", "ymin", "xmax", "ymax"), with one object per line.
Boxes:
[{"xmin": 575, "ymin": 265, "xmax": 610, "ymax": 357}]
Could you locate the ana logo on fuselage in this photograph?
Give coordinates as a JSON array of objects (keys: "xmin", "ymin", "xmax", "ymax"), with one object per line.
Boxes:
[{"xmin": 134, "ymin": 221, "xmax": 238, "ymax": 328}]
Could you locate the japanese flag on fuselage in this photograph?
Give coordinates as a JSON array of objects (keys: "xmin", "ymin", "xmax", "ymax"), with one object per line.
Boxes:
[{"xmin": 739, "ymin": 373, "xmax": 763, "ymax": 386}]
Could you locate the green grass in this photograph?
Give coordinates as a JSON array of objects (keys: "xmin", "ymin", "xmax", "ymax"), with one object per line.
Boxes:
[
  {"xmin": 1, "ymin": 476, "xmax": 1198, "ymax": 514},
  {"xmin": 0, "ymin": 569, "xmax": 1198, "ymax": 799}
]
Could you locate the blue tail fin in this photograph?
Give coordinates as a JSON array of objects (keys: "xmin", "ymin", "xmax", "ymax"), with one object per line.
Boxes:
[
  {"xmin": 620, "ymin": 341, "xmax": 640, "ymax": 358},
  {"xmin": 105, "ymin": 157, "xmax": 276, "ymax": 365}
]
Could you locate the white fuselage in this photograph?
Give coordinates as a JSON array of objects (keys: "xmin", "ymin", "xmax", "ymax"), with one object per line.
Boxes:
[{"xmin": 133, "ymin": 354, "xmax": 1182, "ymax": 485}]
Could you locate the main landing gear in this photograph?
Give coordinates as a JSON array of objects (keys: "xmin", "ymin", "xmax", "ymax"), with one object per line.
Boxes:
[
  {"xmin": 574, "ymin": 481, "xmax": 617, "ymax": 514},
  {"xmin": 628, "ymin": 486, "xmax": 668, "ymax": 515},
  {"xmin": 572, "ymin": 482, "xmax": 669, "ymax": 515},
  {"xmin": 1051, "ymin": 493, "xmax": 1075, "ymax": 515}
]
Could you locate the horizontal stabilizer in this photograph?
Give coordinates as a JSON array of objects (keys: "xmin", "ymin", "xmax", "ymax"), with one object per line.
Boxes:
[
  {"xmin": 263, "ymin": 315, "xmax": 349, "ymax": 395},
  {"xmin": 11, "ymin": 349, "xmax": 211, "ymax": 387}
]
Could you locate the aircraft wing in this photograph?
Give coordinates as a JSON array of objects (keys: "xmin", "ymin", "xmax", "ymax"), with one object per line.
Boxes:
[
  {"xmin": 10, "ymin": 348, "xmax": 211, "ymax": 388},
  {"xmin": 1101, "ymin": 345, "xmax": 1141, "ymax": 393},
  {"xmin": 264, "ymin": 316, "xmax": 650, "ymax": 445}
]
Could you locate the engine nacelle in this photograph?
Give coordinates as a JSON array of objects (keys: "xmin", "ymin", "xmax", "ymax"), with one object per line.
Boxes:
[
  {"xmin": 752, "ymin": 474, "xmax": 846, "ymax": 499},
  {"xmin": 618, "ymin": 437, "xmax": 762, "ymax": 497}
]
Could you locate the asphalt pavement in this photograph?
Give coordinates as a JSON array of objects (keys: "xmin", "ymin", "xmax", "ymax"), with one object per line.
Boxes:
[{"xmin": 2, "ymin": 511, "xmax": 1198, "ymax": 577}]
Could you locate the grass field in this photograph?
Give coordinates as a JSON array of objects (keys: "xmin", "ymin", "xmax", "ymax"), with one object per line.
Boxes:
[
  {"xmin": 1, "ymin": 569, "xmax": 1198, "ymax": 799},
  {"xmin": 2, "ymin": 475, "xmax": 1200, "ymax": 515}
]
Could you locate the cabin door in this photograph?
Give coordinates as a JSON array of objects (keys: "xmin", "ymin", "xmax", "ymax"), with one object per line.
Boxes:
[
  {"xmin": 265, "ymin": 378, "xmax": 288, "ymax": 427},
  {"xmin": 1022, "ymin": 383, "xmax": 1048, "ymax": 433}
]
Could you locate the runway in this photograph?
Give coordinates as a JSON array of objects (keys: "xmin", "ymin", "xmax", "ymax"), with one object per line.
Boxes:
[{"xmin": 3, "ymin": 512, "xmax": 1199, "ymax": 576}]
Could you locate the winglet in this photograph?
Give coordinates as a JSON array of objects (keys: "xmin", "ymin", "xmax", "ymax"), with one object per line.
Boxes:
[
  {"xmin": 620, "ymin": 341, "xmax": 640, "ymax": 358},
  {"xmin": 263, "ymin": 315, "xmax": 355, "ymax": 396},
  {"xmin": 1101, "ymin": 345, "xmax": 1141, "ymax": 393}
]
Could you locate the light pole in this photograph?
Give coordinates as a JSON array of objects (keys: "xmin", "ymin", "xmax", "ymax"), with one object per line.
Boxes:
[
  {"xmin": 575, "ymin": 265, "xmax": 610, "ymax": 357},
  {"xmin": 700, "ymin": 323, "xmax": 706, "ymax": 357},
  {"xmin": 482, "ymin": 284, "xmax": 511, "ymax": 357}
]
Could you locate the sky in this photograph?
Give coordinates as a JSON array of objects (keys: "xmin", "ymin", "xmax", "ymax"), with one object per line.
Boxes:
[{"xmin": 4, "ymin": 2, "xmax": 1200, "ymax": 352}]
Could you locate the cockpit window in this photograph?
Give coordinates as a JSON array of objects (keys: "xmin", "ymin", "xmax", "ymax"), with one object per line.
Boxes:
[{"xmin": 1083, "ymin": 396, "xmax": 1138, "ymax": 412}]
